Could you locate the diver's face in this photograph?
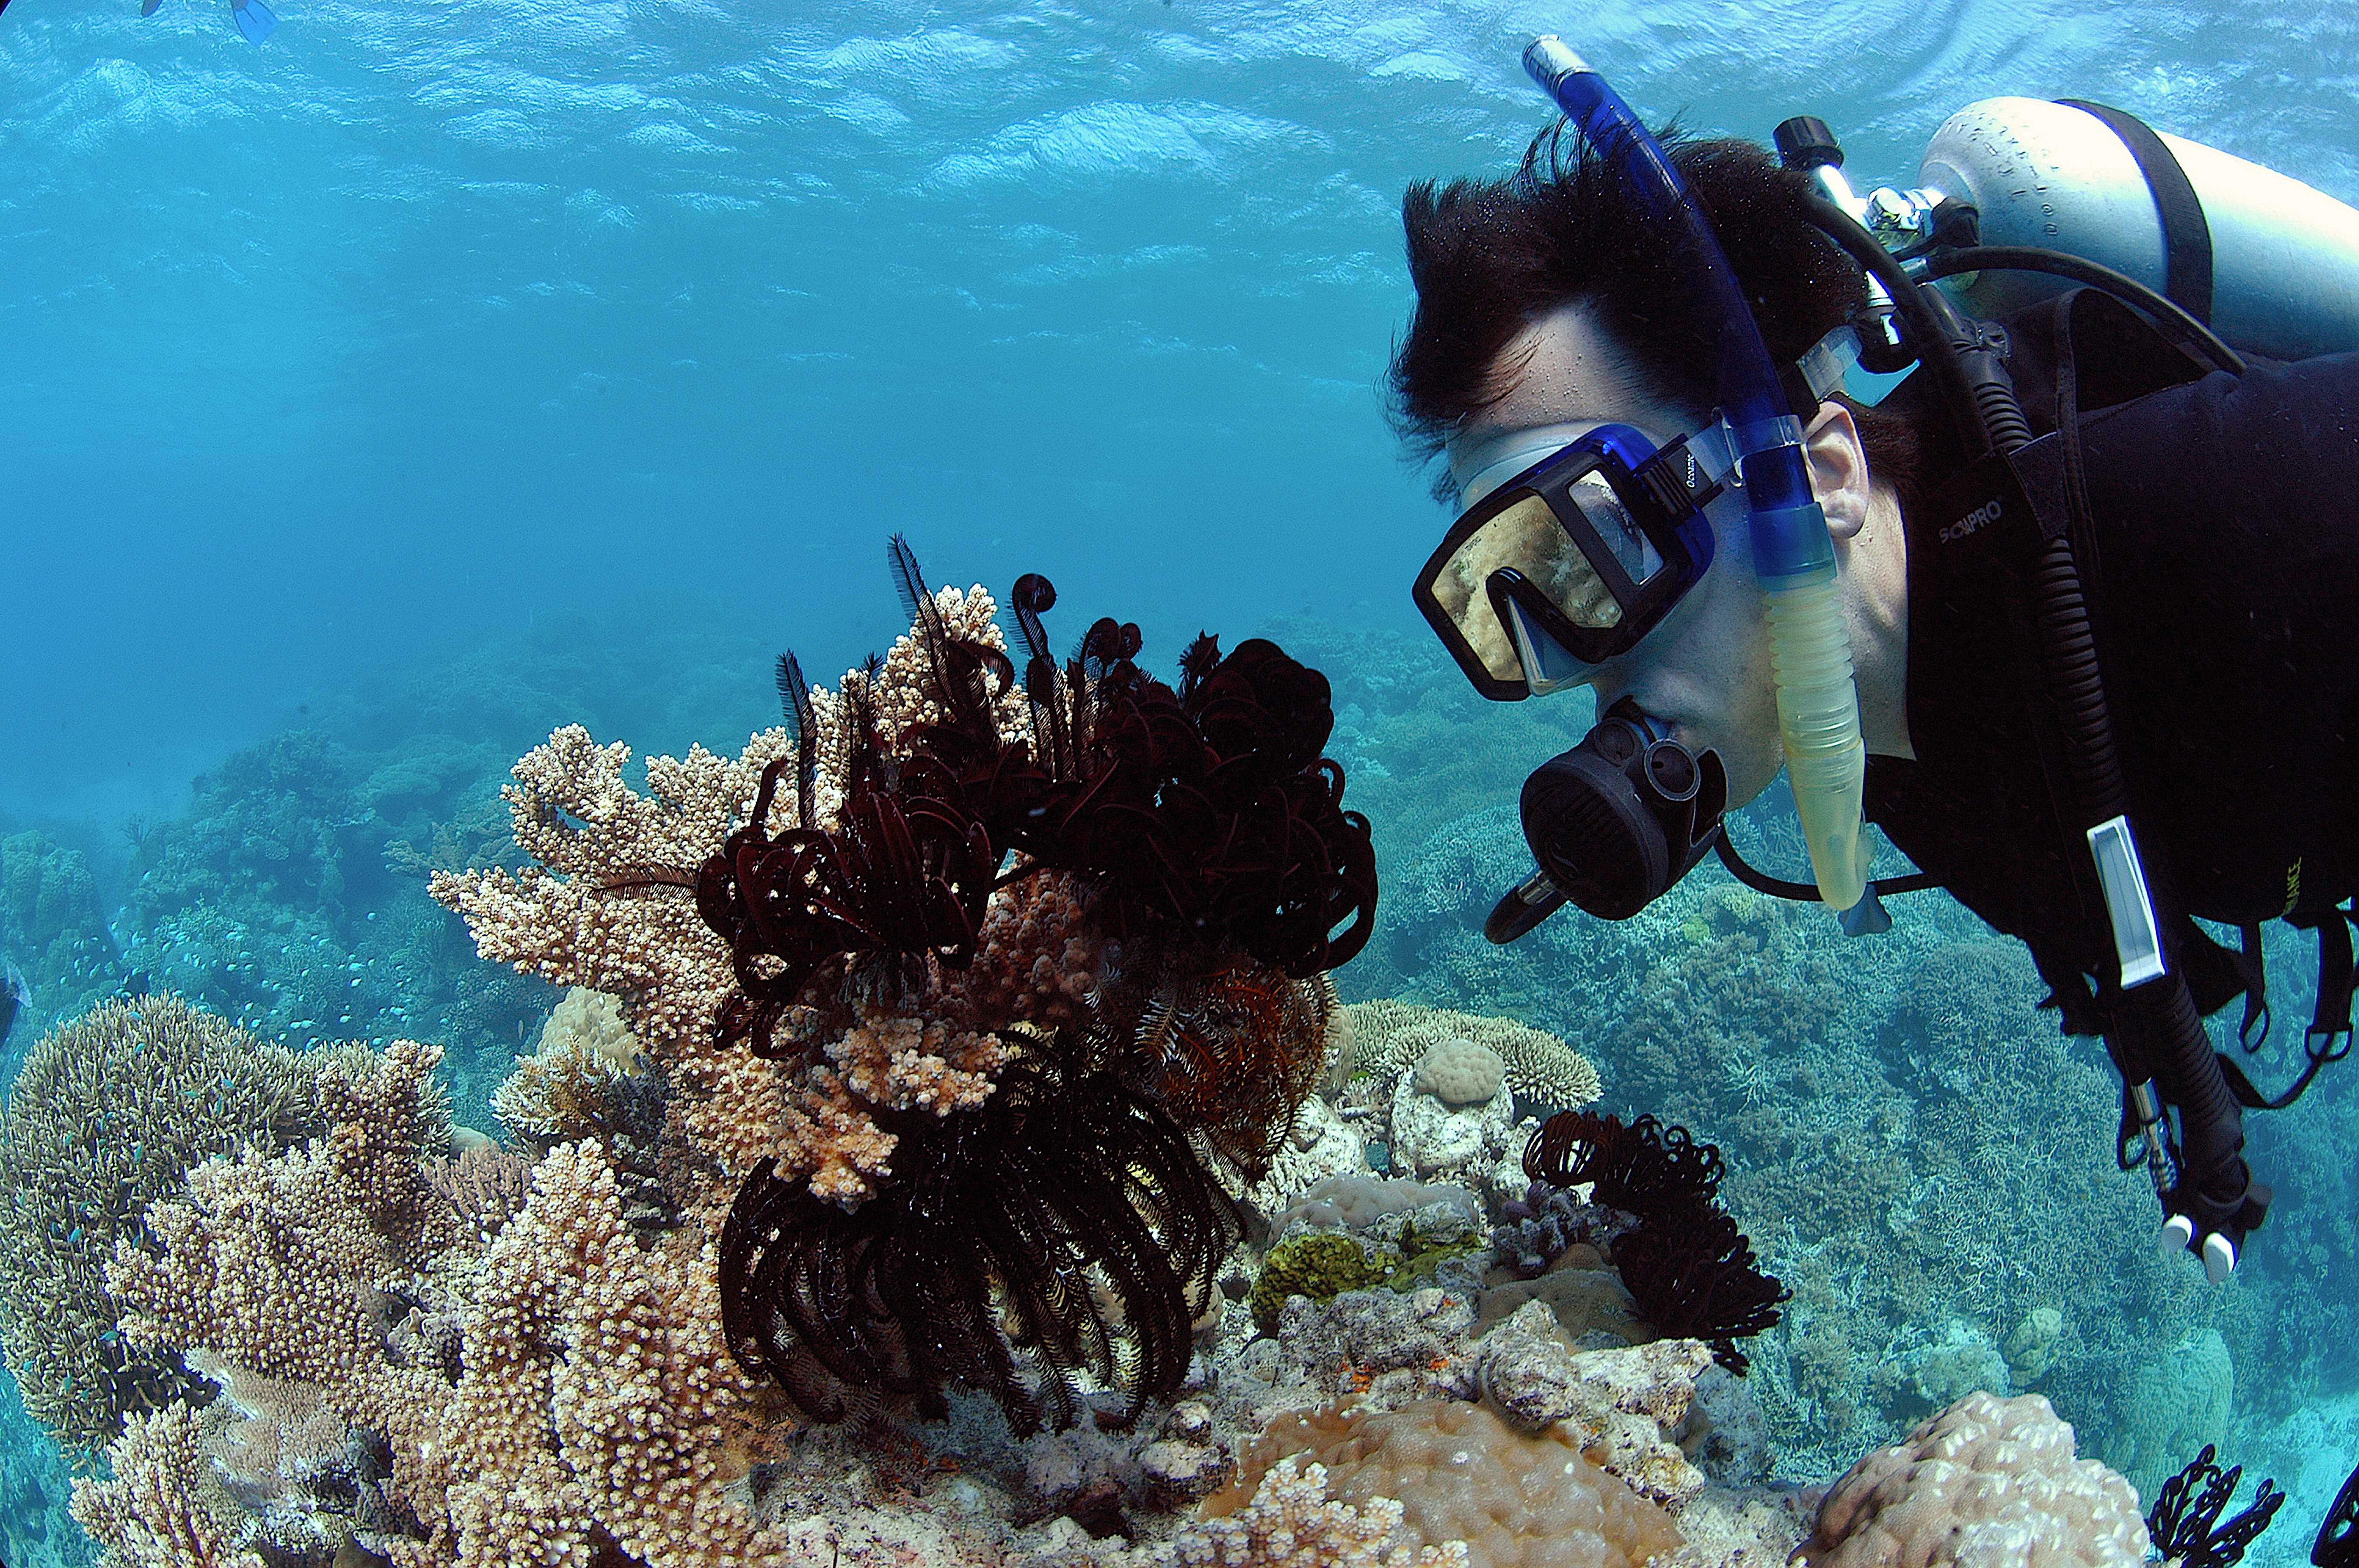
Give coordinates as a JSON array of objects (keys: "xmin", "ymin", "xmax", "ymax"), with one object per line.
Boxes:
[{"xmin": 1447, "ymin": 303, "xmax": 1788, "ymax": 806}]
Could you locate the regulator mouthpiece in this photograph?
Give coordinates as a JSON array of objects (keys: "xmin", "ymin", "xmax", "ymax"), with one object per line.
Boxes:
[{"xmin": 1507, "ymin": 698, "xmax": 1728, "ymax": 925}]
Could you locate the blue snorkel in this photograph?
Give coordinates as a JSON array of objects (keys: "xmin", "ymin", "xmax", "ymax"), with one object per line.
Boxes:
[{"xmin": 1521, "ymin": 39, "xmax": 1876, "ymax": 919}]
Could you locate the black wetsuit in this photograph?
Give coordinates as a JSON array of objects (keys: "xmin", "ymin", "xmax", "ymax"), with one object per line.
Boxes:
[{"xmin": 1863, "ymin": 290, "xmax": 2359, "ymax": 1035}]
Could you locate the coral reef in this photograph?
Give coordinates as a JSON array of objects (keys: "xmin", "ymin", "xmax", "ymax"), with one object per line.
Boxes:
[
  {"xmin": 64, "ymin": 1403, "xmax": 253, "ymax": 1568},
  {"xmin": 419, "ymin": 554, "xmax": 1367, "ymax": 1466},
  {"xmin": 1491, "ymin": 1181, "xmax": 1624, "ymax": 1279},
  {"xmin": 2110, "ymin": 1329, "xmax": 2238, "ymax": 1504},
  {"xmin": 416, "ymin": 1139, "xmax": 797, "ymax": 1566},
  {"xmin": 1387, "ymin": 1064, "xmax": 1526, "ymax": 1196},
  {"xmin": 89, "ymin": 1037, "xmax": 461, "ymax": 1558},
  {"xmin": 1412, "ymin": 1037, "xmax": 1505, "ymax": 1105},
  {"xmin": 0, "ymin": 829, "xmax": 126, "ymax": 1064},
  {"xmin": 0, "ymin": 995, "xmax": 321, "ymax": 1457}
]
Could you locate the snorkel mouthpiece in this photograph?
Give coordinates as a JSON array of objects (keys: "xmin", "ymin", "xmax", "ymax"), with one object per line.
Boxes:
[{"xmin": 1522, "ymin": 38, "xmax": 1875, "ymax": 916}]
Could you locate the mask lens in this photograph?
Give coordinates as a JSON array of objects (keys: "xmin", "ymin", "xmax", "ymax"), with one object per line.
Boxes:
[
  {"xmin": 1429, "ymin": 490, "xmax": 1621, "ymax": 684},
  {"xmin": 1567, "ymin": 471, "xmax": 1667, "ymax": 589}
]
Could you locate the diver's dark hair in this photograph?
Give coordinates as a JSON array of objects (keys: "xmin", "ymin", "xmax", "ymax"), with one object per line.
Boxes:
[{"xmin": 1388, "ymin": 124, "xmax": 1922, "ymax": 506}]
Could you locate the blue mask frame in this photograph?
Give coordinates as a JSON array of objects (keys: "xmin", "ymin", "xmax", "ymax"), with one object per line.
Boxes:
[{"xmin": 1413, "ymin": 421, "xmax": 1728, "ymax": 701}]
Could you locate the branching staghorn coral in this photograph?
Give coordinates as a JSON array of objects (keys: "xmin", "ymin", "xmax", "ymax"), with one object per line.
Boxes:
[
  {"xmin": 421, "ymin": 1140, "xmax": 535, "ymax": 1245},
  {"xmin": 96, "ymin": 1038, "xmax": 467, "ymax": 1558},
  {"xmin": 67, "ymin": 1402, "xmax": 256, "ymax": 1568},
  {"xmin": 0, "ymin": 995, "xmax": 322, "ymax": 1459},
  {"xmin": 416, "ymin": 1140, "xmax": 797, "ymax": 1568},
  {"xmin": 85, "ymin": 1032, "xmax": 800, "ymax": 1565}
]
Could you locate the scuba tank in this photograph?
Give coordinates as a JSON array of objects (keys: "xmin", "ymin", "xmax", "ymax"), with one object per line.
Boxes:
[{"xmin": 1916, "ymin": 97, "xmax": 2359, "ymax": 360}]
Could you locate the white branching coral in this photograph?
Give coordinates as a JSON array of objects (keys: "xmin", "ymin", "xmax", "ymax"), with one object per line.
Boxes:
[
  {"xmin": 429, "ymin": 725, "xmax": 781, "ymax": 1053},
  {"xmin": 804, "ymin": 583, "xmax": 1031, "ymax": 824},
  {"xmin": 1176, "ymin": 1457, "xmax": 1470, "ymax": 1568},
  {"xmin": 827, "ymin": 1011, "xmax": 1009, "ymax": 1117},
  {"xmin": 69, "ymin": 1403, "xmax": 259, "ymax": 1568},
  {"xmin": 415, "ymin": 1140, "xmax": 796, "ymax": 1568},
  {"xmin": 430, "ymin": 582, "xmax": 1052, "ymax": 1216}
]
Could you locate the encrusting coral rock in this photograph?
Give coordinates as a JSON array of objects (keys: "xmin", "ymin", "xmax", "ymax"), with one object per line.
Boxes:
[
  {"xmin": 1207, "ymin": 1396, "xmax": 1682, "ymax": 1568},
  {"xmin": 1175, "ymin": 1456, "xmax": 1470, "ymax": 1567},
  {"xmin": 1792, "ymin": 1391, "xmax": 2151, "ymax": 1568},
  {"xmin": 1473, "ymin": 1302, "xmax": 1712, "ymax": 1506}
]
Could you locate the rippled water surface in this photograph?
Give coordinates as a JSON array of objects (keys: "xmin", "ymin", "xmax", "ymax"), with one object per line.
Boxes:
[{"xmin": 4, "ymin": 0, "xmax": 2356, "ymax": 1562}]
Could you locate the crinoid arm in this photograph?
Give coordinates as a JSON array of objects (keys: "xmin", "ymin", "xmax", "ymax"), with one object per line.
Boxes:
[{"xmin": 718, "ymin": 1029, "xmax": 1244, "ymax": 1435}]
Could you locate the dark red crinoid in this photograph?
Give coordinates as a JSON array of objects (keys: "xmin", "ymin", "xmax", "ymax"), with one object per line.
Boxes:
[
  {"xmin": 692, "ymin": 539, "xmax": 1378, "ymax": 1056},
  {"xmin": 1523, "ymin": 1110, "xmax": 1788, "ymax": 1374}
]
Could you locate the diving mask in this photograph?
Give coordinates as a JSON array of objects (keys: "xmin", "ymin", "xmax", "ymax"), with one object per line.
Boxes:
[{"xmin": 1413, "ymin": 418, "xmax": 1740, "ymax": 701}]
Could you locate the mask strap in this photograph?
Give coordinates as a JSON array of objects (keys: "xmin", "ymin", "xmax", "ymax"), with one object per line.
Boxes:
[{"xmin": 1781, "ymin": 325, "xmax": 1864, "ymax": 414}]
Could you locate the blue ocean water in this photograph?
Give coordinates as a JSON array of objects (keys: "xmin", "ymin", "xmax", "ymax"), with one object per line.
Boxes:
[{"xmin": 3, "ymin": 0, "xmax": 2357, "ymax": 1564}]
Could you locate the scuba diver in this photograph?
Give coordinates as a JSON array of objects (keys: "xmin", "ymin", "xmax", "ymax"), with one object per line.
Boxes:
[{"xmin": 1395, "ymin": 43, "xmax": 2359, "ymax": 1288}]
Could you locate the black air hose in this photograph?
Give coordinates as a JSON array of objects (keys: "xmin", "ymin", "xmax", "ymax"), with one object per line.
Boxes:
[{"xmin": 1795, "ymin": 189, "xmax": 2264, "ymax": 1259}]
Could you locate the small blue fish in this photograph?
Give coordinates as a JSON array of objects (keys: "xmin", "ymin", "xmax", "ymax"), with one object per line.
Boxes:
[{"xmin": 0, "ymin": 958, "xmax": 28, "ymax": 1051}]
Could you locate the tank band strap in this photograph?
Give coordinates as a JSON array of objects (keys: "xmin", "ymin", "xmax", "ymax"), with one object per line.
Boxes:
[{"xmin": 2057, "ymin": 99, "xmax": 2216, "ymax": 326}]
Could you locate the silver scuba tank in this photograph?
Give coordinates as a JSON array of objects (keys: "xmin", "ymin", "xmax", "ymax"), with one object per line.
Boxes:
[{"xmin": 1916, "ymin": 97, "xmax": 2359, "ymax": 361}]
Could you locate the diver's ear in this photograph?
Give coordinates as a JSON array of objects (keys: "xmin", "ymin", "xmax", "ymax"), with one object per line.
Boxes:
[{"xmin": 1804, "ymin": 402, "xmax": 1873, "ymax": 541}]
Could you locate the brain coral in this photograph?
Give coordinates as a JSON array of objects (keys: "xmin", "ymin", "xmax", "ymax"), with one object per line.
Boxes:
[
  {"xmin": 1348, "ymin": 1001, "xmax": 1599, "ymax": 1110},
  {"xmin": 1207, "ymin": 1397, "xmax": 1681, "ymax": 1568},
  {"xmin": 1795, "ymin": 1391, "xmax": 2150, "ymax": 1568},
  {"xmin": 1413, "ymin": 1037, "xmax": 1507, "ymax": 1105}
]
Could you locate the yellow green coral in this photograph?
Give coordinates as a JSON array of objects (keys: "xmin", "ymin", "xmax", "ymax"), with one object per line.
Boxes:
[{"xmin": 1252, "ymin": 1233, "xmax": 1397, "ymax": 1331}]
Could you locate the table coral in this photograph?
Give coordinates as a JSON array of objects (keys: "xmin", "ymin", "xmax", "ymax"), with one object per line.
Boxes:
[{"xmin": 1345, "ymin": 1000, "xmax": 1600, "ymax": 1110}]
